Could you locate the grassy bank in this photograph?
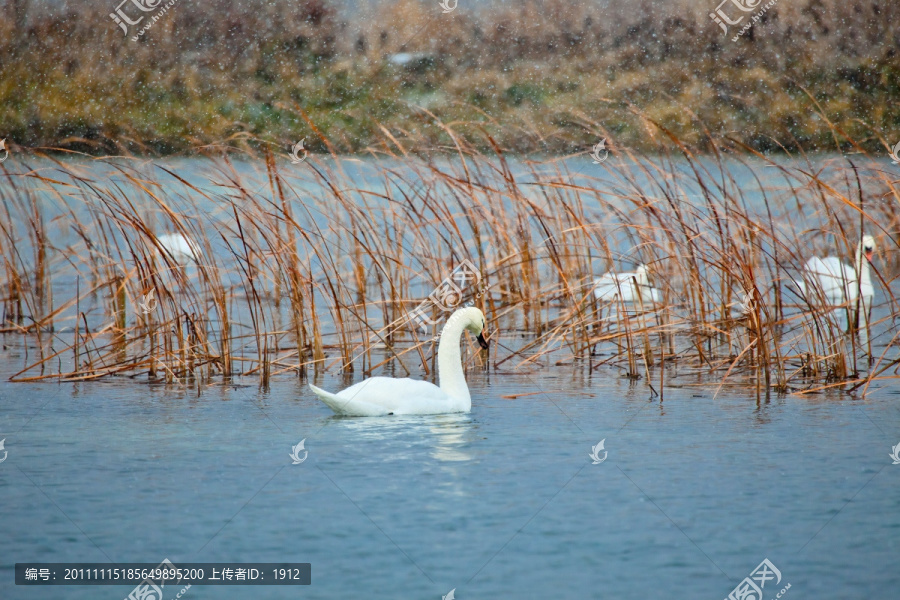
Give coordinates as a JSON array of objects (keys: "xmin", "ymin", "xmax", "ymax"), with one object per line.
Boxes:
[{"xmin": 0, "ymin": 0, "xmax": 898, "ymax": 155}]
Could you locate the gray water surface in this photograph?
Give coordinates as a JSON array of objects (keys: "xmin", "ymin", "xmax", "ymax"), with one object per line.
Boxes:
[{"xmin": 2, "ymin": 361, "xmax": 899, "ymax": 599}]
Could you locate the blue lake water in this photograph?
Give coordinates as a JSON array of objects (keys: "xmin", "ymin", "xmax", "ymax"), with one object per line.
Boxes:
[{"xmin": 2, "ymin": 361, "xmax": 899, "ymax": 599}]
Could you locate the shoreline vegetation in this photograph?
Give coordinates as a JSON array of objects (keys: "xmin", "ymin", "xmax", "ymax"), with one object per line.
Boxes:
[{"xmin": 0, "ymin": 0, "xmax": 898, "ymax": 156}]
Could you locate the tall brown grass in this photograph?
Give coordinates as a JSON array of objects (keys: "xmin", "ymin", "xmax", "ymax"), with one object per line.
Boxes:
[{"xmin": 1, "ymin": 118, "xmax": 899, "ymax": 397}]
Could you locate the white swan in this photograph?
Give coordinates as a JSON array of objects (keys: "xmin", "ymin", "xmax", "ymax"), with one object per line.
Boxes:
[
  {"xmin": 794, "ymin": 235, "xmax": 875, "ymax": 308},
  {"xmin": 593, "ymin": 264, "xmax": 661, "ymax": 304},
  {"xmin": 156, "ymin": 233, "xmax": 201, "ymax": 266},
  {"xmin": 309, "ymin": 307, "xmax": 489, "ymax": 416}
]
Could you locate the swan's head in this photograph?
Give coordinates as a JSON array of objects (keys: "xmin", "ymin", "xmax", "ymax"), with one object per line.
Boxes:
[
  {"xmin": 454, "ymin": 306, "xmax": 490, "ymax": 349},
  {"xmin": 860, "ymin": 235, "xmax": 876, "ymax": 261}
]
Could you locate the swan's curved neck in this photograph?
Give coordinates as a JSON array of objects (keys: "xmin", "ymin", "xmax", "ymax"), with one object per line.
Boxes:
[
  {"xmin": 437, "ymin": 314, "xmax": 471, "ymax": 409},
  {"xmin": 635, "ymin": 268, "xmax": 649, "ymax": 288},
  {"xmin": 856, "ymin": 244, "xmax": 871, "ymax": 283}
]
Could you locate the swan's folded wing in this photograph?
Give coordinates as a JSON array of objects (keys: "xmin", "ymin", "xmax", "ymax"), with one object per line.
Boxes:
[
  {"xmin": 594, "ymin": 272, "xmax": 648, "ymax": 303},
  {"xmin": 594, "ymin": 274, "xmax": 625, "ymax": 300},
  {"xmin": 807, "ymin": 256, "xmax": 852, "ymax": 279},
  {"xmin": 157, "ymin": 233, "xmax": 200, "ymax": 264},
  {"xmin": 311, "ymin": 378, "xmax": 458, "ymax": 416},
  {"xmin": 804, "ymin": 256, "xmax": 853, "ymax": 303}
]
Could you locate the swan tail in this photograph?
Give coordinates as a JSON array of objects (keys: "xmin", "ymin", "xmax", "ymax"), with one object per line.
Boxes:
[
  {"xmin": 309, "ymin": 384, "xmax": 350, "ymax": 414},
  {"xmin": 309, "ymin": 383, "xmax": 390, "ymax": 416}
]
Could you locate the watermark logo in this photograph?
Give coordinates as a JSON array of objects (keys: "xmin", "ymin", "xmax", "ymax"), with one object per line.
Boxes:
[
  {"xmin": 111, "ymin": 0, "xmax": 180, "ymax": 41},
  {"xmin": 442, "ymin": 589, "xmax": 456, "ymax": 600},
  {"xmin": 890, "ymin": 442, "xmax": 900, "ymax": 465},
  {"xmin": 725, "ymin": 558, "xmax": 789, "ymax": 600},
  {"xmin": 710, "ymin": 0, "xmax": 759, "ymax": 33},
  {"xmin": 736, "ymin": 290, "xmax": 754, "ymax": 316},
  {"xmin": 0, "ymin": 139, "xmax": 8, "ymax": 162},
  {"xmin": 290, "ymin": 439, "xmax": 308, "ymax": 464},
  {"xmin": 439, "ymin": 0, "xmax": 457, "ymax": 14},
  {"xmin": 589, "ymin": 439, "xmax": 607, "ymax": 464},
  {"xmin": 290, "ymin": 139, "xmax": 308, "ymax": 164},
  {"xmin": 712, "ymin": 0, "xmax": 780, "ymax": 41},
  {"xmin": 110, "ymin": 0, "xmax": 160, "ymax": 34},
  {"xmin": 406, "ymin": 259, "xmax": 486, "ymax": 334},
  {"xmin": 138, "ymin": 289, "xmax": 158, "ymax": 314},
  {"xmin": 125, "ymin": 558, "xmax": 184, "ymax": 600},
  {"xmin": 590, "ymin": 139, "xmax": 609, "ymax": 163},
  {"xmin": 889, "ymin": 141, "xmax": 900, "ymax": 165},
  {"xmin": 0, "ymin": 439, "xmax": 7, "ymax": 463},
  {"xmin": 428, "ymin": 259, "xmax": 480, "ymax": 311}
]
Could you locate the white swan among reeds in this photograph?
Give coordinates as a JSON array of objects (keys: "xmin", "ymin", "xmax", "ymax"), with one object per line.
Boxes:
[
  {"xmin": 156, "ymin": 233, "xmax": 201, "ymax": 266},
  {"xmin": 793, "ymin": 235, "xmax": 876, "ymax": 327},
  {"xmin": 794, "ymin": 236, "xmax": 875, "ymax": 306},
  {"xmin": 309, "ymin": 307, "xmax": 489, "ymax": 416},
  {"xmin": 593, "ymin": 264, "xmax": 661, "ymax": 304}
]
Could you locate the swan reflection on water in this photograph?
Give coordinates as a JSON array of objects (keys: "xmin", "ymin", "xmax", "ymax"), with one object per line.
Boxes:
[
  {"xmin": 428, "ymin": 414, "xmax": 474, "ymax": 463},
  {"xmin": 326, "ymin": 412, "xmax": 475, "ymax": 464}
]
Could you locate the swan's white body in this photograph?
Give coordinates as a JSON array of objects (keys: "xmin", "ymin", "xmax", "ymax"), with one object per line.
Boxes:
[
  {"xmin": 794, "ymin": 236, "xmax": 875, "ymax": 307},
  {"xmin": 156, "ymin": 233, "xmax": 201, "ymax": 266},
  {"xmin": 593, "ymin": 264, "xmax": 661, "ymax": 304},
  {"xmin": 309, "ymin": 307, "xmax": 488, "ymax": 416}
]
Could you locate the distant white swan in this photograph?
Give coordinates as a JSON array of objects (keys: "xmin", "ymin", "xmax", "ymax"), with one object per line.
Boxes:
[
  {"xmin": 156, "ymin": 233, "xmax": 201, "ymax": 266},
  {"xmin": 309, "ymin": 307, "xmax": 489, "ymax": 416},
  {"xmin": 794, "ymin": 235, "xmax": 875, "ymax": 309},
  {"xmin": 593, "ymin": 264, "xmax": 661, "ymax": 304}
]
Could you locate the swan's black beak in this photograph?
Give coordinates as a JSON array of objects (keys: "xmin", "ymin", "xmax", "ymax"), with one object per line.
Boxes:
[{"xmin": 477, "ymin": 333, "xmax": 490, "ymax": 349}]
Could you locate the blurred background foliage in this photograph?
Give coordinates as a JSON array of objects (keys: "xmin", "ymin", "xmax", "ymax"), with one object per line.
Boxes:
[{"xmin": 1, "ymin": 0, "xmax": 898, "ymax": 155}]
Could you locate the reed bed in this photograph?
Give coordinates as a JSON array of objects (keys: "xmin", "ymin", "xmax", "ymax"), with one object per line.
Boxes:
[{"xmin": 1, "ymin": 124, "xmax": 899, "ymax": 397}]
